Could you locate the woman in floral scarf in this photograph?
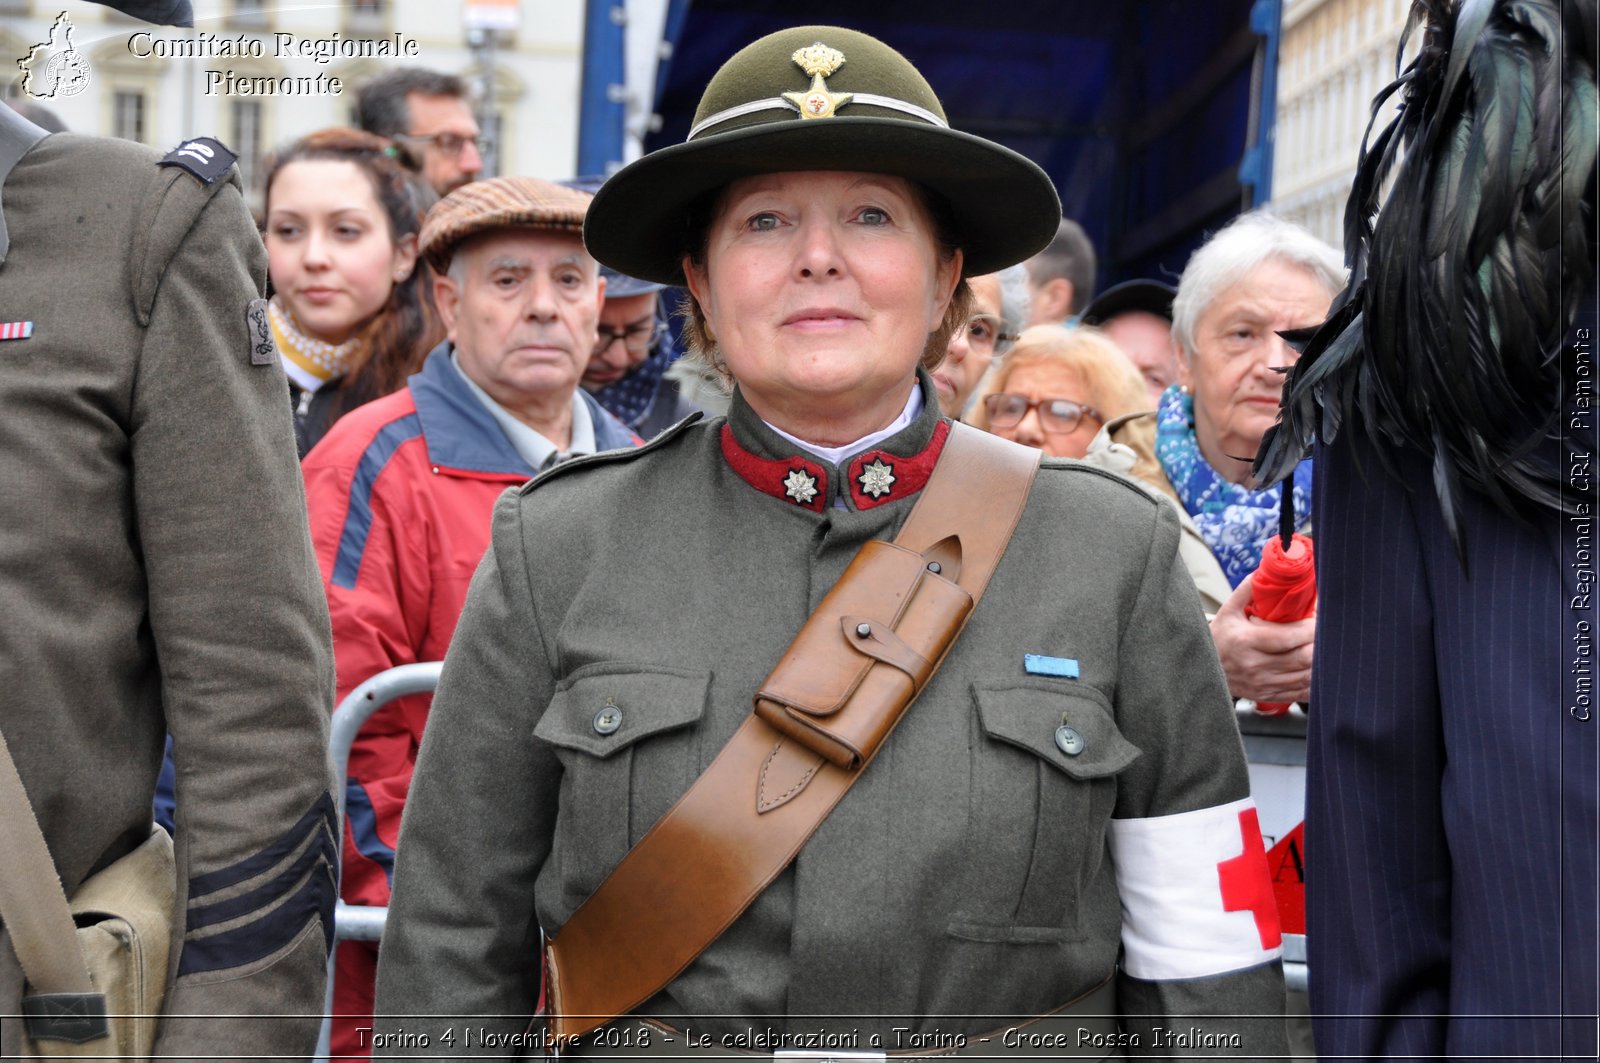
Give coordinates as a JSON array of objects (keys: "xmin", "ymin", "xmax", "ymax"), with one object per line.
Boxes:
[{"xmin": 1159, "ymin": 210, "xmax": 1343, "ymax": 705}]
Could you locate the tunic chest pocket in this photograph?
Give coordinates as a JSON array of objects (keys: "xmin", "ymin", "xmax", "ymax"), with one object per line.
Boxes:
[
  {"xmin": 951, "ymin": 682, "xmax": 1142, "ymax": 943},
  {"xmin": 534, "ymin": 664, "xmax": 711, "ymax": 904}
]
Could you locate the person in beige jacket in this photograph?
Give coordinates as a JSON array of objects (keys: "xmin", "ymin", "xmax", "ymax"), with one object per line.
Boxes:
[{"xmin": 968, "ymin": 324, "xmax": 1231, "ymax": 613}]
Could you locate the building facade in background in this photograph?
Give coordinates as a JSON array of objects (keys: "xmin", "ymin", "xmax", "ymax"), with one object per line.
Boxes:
[
  {"xmin": 4, "ymin": 0, "xmax": 1429, "ymax": 257},
  {"xmin": 1, "ymin": 0, "xmax": 582, "ymax": 207},
  {"xmin": 1270, "ymin": 0, "xmax": 1415, "ymax": 254}
]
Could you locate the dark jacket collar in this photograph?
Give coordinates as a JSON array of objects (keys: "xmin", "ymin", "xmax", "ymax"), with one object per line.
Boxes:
[
  {"xmin": 721, "ymin": 367, "xmax": 951, "ymax": 511},
  {"xmin": 409, "ymin": 344, "xmax": 637, "ymax": 476}
]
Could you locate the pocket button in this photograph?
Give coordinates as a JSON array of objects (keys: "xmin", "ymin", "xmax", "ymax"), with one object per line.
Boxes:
[
  {"xmin": 593, "ymin": 706, "xmax": 623, "ymax": 735},
  {"xmin": 1054, "ymin": 724, "xmax": 1085, "ymax": 757}
]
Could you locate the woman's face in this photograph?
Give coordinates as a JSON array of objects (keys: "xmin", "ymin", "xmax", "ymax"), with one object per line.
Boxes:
[
  {"xmin": 1178, "ymin": 257, "xmax": 1332, "ymax": 483},
  {"xmin": 683, "ymin": 170, "xmax": 961, "ymax": 442},
  {"xmin": 265, "ymin": 159, "xmax": 415, "ymax": 346},
  {"xmin": 931, "ymin": 272, "xmax": 1002, "ymax": 417},
  {"xmin": 988, "ymin": 361, "xmax": 1102, "ymax": 459}
]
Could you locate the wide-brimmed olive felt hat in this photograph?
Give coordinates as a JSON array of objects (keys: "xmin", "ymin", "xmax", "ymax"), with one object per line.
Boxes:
[{"xmin": 585, "ymin": 25, "xmax": 1062, "ymax": 286}]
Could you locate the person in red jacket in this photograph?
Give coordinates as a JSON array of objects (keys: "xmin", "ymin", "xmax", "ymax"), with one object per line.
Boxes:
[{"xmin": 302, "ymin": 176, "xmax": 639, "ymax": 1058}]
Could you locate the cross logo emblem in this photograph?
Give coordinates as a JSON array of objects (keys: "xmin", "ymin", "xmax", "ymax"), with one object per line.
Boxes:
[{"xmin": 1216, "ymin": 807, "xmax": 1282, "ymax": 950}]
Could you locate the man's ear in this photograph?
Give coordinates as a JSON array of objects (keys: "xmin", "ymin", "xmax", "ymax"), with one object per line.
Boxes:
[
  {"xmin": 434, "ymin": 272, "xmax": 460, "ymax": 341},
  {"xmin": 1041, "ymin": 277, "xmax": 1073, "ymax": 322}
]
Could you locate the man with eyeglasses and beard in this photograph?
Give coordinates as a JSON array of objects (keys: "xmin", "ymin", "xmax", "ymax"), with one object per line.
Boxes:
[{"xmin": 357, "ymin": 68, "xmax": 485, "ymax": 197}]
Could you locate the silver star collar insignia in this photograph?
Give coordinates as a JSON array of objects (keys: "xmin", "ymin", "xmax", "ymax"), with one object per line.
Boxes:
[
  {"xmin": 783, "ymin": 468, "xmax": 820, "ymax": 505},
  {"xmin": 859, "ymin": 458, "xmax": 896, "ymax": 499}
]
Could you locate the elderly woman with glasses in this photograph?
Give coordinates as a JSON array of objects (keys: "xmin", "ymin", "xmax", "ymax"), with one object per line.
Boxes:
[
  {"xmin": 374, "ymin": 24, "xmax": 1288, "ymax": 1060},
  {"xmin": 971, "ymin": 325, "xmax": 1231, "ymax": 611}
]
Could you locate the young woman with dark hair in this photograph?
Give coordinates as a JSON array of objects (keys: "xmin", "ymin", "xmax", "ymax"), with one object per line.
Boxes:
[{"xmin": 263, "ymin": 127, "xmax": 445, "ymax": 455}]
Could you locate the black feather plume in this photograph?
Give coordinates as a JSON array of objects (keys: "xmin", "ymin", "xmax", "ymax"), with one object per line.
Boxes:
[{"xmin": 1255, "ymin": 0, "xmax": 1599, "ymax": 561}]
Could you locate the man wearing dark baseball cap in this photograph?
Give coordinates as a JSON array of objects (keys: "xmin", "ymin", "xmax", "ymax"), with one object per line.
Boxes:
[
  {"xmin": 561, "ymin": 176, "xmax": 703, "ymax": 436},
  {"xmin": 1079, "ymin": 278, "xmax": 1180, "ymax": 407},
  {"xmin": 303, "ymin": 175, "xmax": 638, "ymax": 1056}
]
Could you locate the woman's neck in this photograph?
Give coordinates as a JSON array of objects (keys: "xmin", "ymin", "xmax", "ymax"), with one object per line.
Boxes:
[{"xmin": 746, "ymin": 380, "xmax": 921, "ymax": 452}]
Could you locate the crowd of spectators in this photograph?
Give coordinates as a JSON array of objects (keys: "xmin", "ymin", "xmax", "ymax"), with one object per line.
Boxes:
[
  {"xmin": 5, "ymin": 51, "xmax": 1348, "ymax": 1062},
  {"xmin": 9, "ymin": 0, "xmax": 1592, "ymax": 1054},
  {"xmin": 219, "ymin": 63, "xmax": 1346, "ymax": 1051}
]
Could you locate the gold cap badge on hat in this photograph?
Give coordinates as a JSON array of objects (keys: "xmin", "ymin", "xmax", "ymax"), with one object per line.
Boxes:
[{"xmin": 783, "ymin": 43, "xmax": 853, "ymax": 119}]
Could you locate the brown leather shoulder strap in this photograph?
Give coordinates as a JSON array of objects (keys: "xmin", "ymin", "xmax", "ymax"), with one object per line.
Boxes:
[{"xmin": 546, "ymin": 422, "xmax": 1040, "ymax": 1043}]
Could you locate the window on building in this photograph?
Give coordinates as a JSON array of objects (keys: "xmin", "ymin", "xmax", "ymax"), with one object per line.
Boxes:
[
  {"xmin": 231, "ymin": 99, "xmax": 264, "ymax": 196},
  {"xmin": 112, "ymin": 90, "xmax": 146, "ymax": 143},
  {"xmin": 345, "ymin": 0, "xmax": 387, "ymax": 30},
  {"xmin": 230, "ymin": 0, "xmax": 268, "ymax": 27}
]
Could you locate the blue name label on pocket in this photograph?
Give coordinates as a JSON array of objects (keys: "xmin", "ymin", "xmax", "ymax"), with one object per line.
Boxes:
[{"xmin": 1024, "ymin": 654, "xmax": 1079, "ymax": 679}]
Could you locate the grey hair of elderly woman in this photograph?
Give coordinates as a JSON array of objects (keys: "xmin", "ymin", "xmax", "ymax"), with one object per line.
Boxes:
[
  {"xmin": 993, "ymin": 263, "xmax": 1032, "ymax": 356},
  {"xmin": 1171, "ymin": 211, "xmax": 1346, "ymax": 357}
]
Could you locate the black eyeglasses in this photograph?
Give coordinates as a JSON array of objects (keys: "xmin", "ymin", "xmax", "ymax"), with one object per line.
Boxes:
[
  {"xmin": 393, "ymin": 131, "xmax": 487, "ymax": 158},
  {"xmin": 594, "ymin": 318, "xmax": 666, "ymax": 356},
  {"xmin": 965, "ymin": 314, "xmax": 1020, "ymax": 355},
  {"xmin": 982, "ymin": 393, "xmax": 1103, "ymax": 434}
]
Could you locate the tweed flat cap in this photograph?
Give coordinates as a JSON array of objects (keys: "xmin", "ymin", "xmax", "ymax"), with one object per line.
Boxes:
[{"xmin": 419, "ymin": 176, "xmax": 591, "ymax": 273}]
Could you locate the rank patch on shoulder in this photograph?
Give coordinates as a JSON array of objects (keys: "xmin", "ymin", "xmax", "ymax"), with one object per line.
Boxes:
[
  {"xmin": 159, "ymin": 136, "xmax": 237, "ymax": 185},
  {"xmin": 246, "ymin": 298, "xmax": 276, "ymax": 365}
]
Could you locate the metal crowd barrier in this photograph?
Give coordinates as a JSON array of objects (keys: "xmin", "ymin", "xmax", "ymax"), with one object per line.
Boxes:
[{"xmin": 315, "ymin": 661, "xmax": 443, "ymax": 1063}]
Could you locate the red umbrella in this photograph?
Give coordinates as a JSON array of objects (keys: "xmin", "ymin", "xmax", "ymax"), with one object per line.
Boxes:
[{"xmin": 1243, "ymin": 533, "xmax": 1316, "ymax": 715}]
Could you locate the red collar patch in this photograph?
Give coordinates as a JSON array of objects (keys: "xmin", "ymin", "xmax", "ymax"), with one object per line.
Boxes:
[
  {"xmin": 720, "ymin": 425, "xmax": 828, "ymax": 512},
  {"xmin": 846, "ymin": 419, "xmax": 950, "ymax": 510},
  {"xmin": 720, "ymin": 419, "xmax": 951, "ymax": 512}
]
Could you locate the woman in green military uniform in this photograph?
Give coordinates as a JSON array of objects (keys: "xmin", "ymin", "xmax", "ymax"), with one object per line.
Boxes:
[{"xmin": 376, "ymin": 25, "xmax": 1288, "ymax": 1060}]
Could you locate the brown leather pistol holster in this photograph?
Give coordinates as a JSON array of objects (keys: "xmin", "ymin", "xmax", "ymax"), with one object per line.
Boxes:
[{"xmin": 755, "ymin": 539, "xmax": 972, "ymax": 777}]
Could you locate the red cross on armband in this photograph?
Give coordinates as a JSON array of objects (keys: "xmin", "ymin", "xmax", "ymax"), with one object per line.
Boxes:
[{"xmin": 1217, "ymin": 807, "xmax": 1282, "ymax": 950}]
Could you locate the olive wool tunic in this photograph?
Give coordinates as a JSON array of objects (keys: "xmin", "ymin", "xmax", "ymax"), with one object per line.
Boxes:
[
  {"xmin": 375, "ymin": 373, "xmax": 1288, "ymax": 1058},
  {"xmin": 0, "ymin": 121, "xmax": 338, "ymax": 1056}
]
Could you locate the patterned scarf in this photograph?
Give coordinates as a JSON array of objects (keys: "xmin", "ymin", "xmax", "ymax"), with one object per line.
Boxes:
[
  {"xmin": 269, "ymin": 299, "xmax": 357, "ymax": 394},
  {"xmin": 1154, "ymin": 384, "xmax": 1313, "ymax": 588},
  {"xmin": 590, "ymin": 332, "xmax": 674, "ymax": 430}
]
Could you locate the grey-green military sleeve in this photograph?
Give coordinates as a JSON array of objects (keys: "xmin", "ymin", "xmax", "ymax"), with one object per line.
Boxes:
[
  {"xmin": 127, "ymin": 166, "xmax": 338, "ymax": 1060},
  {"xmin": 373, "ymin": 489, "xmax": 558, "ymax": 1056},
  {"xmin": 1105, "ymin": 502, "xmax": 1289, "ymax": 1060}
]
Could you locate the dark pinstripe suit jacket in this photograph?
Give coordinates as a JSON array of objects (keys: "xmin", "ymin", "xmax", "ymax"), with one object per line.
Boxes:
[{"xmin": 1306, "ymin": 401, "xmax": 1598, "ymax": 1059}]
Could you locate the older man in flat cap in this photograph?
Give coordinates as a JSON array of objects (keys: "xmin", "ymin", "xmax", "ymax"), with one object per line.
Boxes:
[{"xmin": 301, "ymin": 175, "xmax": 637, "ymax": 1058}]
